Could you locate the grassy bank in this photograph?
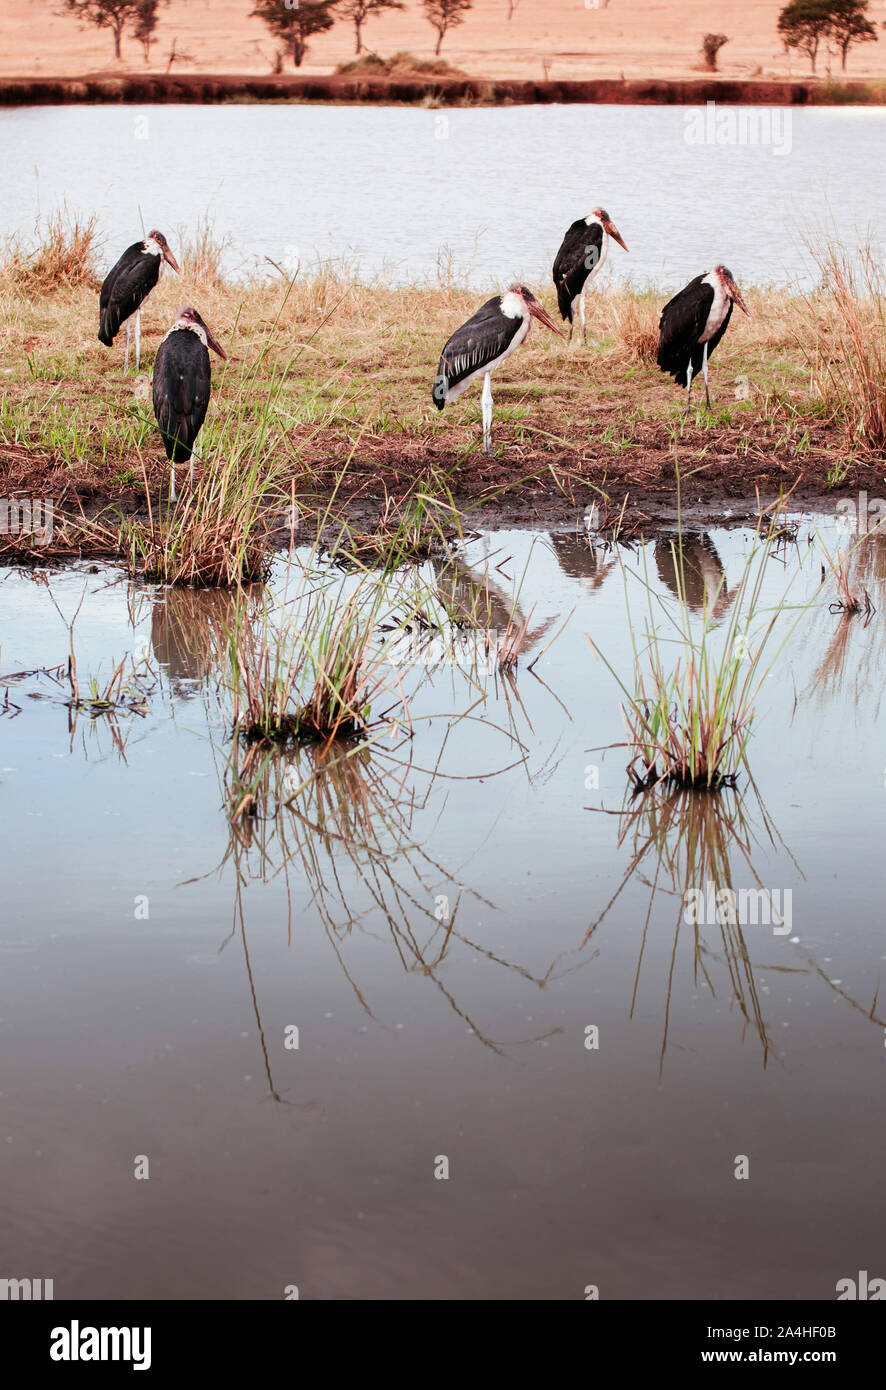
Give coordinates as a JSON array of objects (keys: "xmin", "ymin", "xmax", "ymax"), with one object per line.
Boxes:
[
  {"xmin": 1, "ymin": 223, "xmax": 885, "ymax": 534},
  {"xmin": 1, "ymin": 74, "xmax": 886, "ymax": 109}
]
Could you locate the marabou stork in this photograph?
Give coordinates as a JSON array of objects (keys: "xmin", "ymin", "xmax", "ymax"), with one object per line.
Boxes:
[
  {"xmin": 98, "ymin": 230, "xmax": 180, "ymax": 372},
  {"xmin": 657, "ymin": 266, "xmax": 750, "ymax": 414},
  {"xmin": 552, "ymin": 208, "xmax": 628, "ymax": 343},
  {"xmin": 433, "ymin": 283, "xmax": 562, "ymax": 454},
  {"xmin": 152, "ymin": 306, "xmax": 226, "ymax": 500}
]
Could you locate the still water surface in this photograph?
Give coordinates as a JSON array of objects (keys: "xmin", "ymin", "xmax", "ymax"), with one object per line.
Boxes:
[
  {"xmin": 2, "ymin": 104, "xmax": 885, "ymax": 288},
  {"xmin": 1, "ymin": 518, "xmax": 884, "ymax": 1298}
]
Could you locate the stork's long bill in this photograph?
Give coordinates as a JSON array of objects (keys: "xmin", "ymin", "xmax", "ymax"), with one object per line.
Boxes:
[
  {"xmin": 510, "ymin": 283, "xmax": 564, "ymax": 337},
  {"xmin": 716, "ymin": 265, "xmax": 750, "ymax": 318},
  {"xmin": 148, "ymin": 230, "xmax": 181, "ymax": 275},
  {"xmin": 593, "ymin": 208, "xmax": 629, "ymax": 253}
]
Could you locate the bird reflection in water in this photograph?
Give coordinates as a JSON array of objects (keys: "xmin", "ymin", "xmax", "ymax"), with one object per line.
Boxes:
[{"xmin": 654, "ymin": 532, "xmax": 733, "ymax": 622}]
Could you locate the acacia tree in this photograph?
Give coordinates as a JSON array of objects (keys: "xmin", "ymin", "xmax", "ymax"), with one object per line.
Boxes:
[
  {"xmin": 423, "ymin": 0, "xmax": 473, "ymax": 56},
  {"xmin": 826, "ymin": 0, "xmax": 877, "ymax": 69},
  {"xmin": 338, "ymin": 0, "xmax": 404, "ymax": 56},
  {"xmin": 251, "ymin": 0, "xmax": 340, "ymax": 68},
  {"xmin": 133, "ymin": 0, "xmax": 165, "ymax": 63},
  {"xmin": 62, "ymin": 0, "xmax": 156, "ymax": 60},
  {"xmin": 777, "ymin": 0, "xmax": 838, "ymax": 71}
]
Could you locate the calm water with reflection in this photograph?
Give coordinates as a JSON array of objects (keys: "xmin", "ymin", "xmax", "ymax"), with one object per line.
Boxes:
[
  {"xmin": 2, "ymin": 104, "xmax": 885, "ymax": 288},
  {"xmin": 1, "ymin": 517, "xmax": 884, "ymax": 1298}
]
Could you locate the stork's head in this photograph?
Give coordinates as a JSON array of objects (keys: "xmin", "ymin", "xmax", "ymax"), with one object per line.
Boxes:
[
  {"xmin": 715, "ymin": 265, "xmax": 750, "ymax": 317},
  {"xmin": 176, "ymin": 306, "xmax": 227, "ymax": 359},
  {"xmin": 508, "ymin": 283, "xmax": 564, "ymax": 337},
  {"xmin": 590, "ymin": 207, "xmax": 629, "ymax": 253},
  {"xmin": 147, "ymin": 230, "xmax": 181, "ymax": 274}
]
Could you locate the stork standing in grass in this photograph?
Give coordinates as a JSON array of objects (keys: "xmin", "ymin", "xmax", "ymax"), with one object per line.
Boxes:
[
  {"xmin": 98, "ymin": 230, "xmax": 181, "ymax": 371},
  {"xmin": 433, "ymin": 283, "xmax": 563, "ymax": 454},
  {"xmin": 552, "ymin": 208, "xmax": 629, "ymax": 344},
  {"xmin": 152, "ymin": 307, "xmax": 226, "ymax": 500},
  {"xmin": 657, "ymin": 266, "xmax": 750, "ymax": 414}
]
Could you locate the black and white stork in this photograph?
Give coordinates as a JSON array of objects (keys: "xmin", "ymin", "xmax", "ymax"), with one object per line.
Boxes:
[
  {"xmin": 433, "ymin": 283, "xmax": 562, "ymax": 454},
  {"xmin": 98, "ymin": 230, "xmax": 180, "ymax": 372},
  {"xmin": 657, "ymin": 266, "xmax": 750, "ymax": 414},
  {"xmin": 552, "ymin": 207, "xmax": 628, "ymax": 343},
  {"xmin": 152, "ymin": 307, "xmax": 226, "ymax": 500}
]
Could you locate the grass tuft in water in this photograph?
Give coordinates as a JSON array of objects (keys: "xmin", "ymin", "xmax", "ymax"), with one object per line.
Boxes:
[
  {"xmin": 226, "ymin": 573, "xmax": 412, "ymax": 763},
  {"xmin": 120, "ymin": 457, "xmax": 286, "ymax": 587},
  {"xmin": 595, "ymin": 513, "xmax": 807, "ymax": 792}
]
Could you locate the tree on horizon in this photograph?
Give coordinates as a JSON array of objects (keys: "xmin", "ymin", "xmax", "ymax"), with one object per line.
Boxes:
[
  {"xmin": 777, "ymin": 0, "xmax": 877, "ymax": 72},
  {"xmin": 423, "ymin": 0, "xmax": 473, "ymax": 57},
  {"xmin": 826, "ymin": 0, "xmax": 877, "ymax": 70},
  {"xmin": 134, "ymin": 0, "xmax": 165, "ymax": 64},
  {"xmin": 61, "ymin": 0, "xmax": 163, "ymax": 61},
  {"xmin": 338, "ymin": 0, "xmax": 405, "ymax": 57},
  {"xmin": 250, "ymin": 0, "xmax": 341, "ymax": 70}
]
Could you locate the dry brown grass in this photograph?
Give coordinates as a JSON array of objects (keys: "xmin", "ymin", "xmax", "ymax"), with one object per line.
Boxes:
[
  {"xmin": 178, "ymin": 219, "xmax": 234, "ymax": 291},
  {"xmin": 609, "ymin": 288, "xmax": 661, "ymax": 365},
  {"xmin": 801, "ymin": 246, "xmax": 886, "ymax": 455},
  {"xmin": 0, "ymin": 211, "xmax": 101, "ymax": 293},
  {"xmin": 335, "ymin": 51, "xmax": 466, "ymax": 78},
  {"xmin": 120, "ymin": 455, "xmax": 284, "ymax": 587}
]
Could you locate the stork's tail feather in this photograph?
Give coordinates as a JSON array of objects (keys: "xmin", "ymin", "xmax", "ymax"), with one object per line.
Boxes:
[
  {"xmin": 555, "ymin": 279, "xmax": 574, "ymax": 323},
  {"xmin": 656, "ymin": 335, "xmax": 688, "ymax": 384},
  {"xmin": 161, "ymin": 434, "xmax": 193, "ymax": 464},
  {"xmin": 98, "ymin": 307, "xmax": 119, "ymax": 347}
]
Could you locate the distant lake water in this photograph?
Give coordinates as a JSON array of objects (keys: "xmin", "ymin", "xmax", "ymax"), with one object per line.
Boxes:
[{"xmin": 1, "ymin": 102, "xmax": 884, "ymax": 288}]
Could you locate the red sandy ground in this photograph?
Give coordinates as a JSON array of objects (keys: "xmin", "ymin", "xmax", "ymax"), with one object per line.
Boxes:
[{"xmin": 2, "ymin": 0, "xmax": 885, "ymax": 82}]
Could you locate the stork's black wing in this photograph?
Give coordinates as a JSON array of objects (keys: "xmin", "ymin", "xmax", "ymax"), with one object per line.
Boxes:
[
  {"xmin": 657, "ymin": 276, "xmax": 716, "ymax": 384},
  {"xmin": 552, "ymin": 220, "xmax": 603, "ymax": 322},
  {"xmin": 152, "ymin": 331, "xmax": 212, "ymax": 462},
  {"xmin": 432, "ymin": 297, "xmax": 523, "ymax": 409},
  {"xmin": 99, "ymin": 243, "xmax": 160, "ymax": 346}
]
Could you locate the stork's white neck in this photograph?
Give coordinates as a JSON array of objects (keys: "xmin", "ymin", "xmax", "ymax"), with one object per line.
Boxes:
[
  {"xmin": 699, "ymin": 271, "xmax": 732, "ymax": 341},
  {"xmin": 500, "ymin": 290, "xmax": 529, "ymax": 320},
  {"xmin": 164, "ymin": 318, "xmax": 207, "ymax": 347},
  {"xmin": 143, "ymin": 237, "xmax": 162, "ymax": 257},
  {"xmin": 702, "ymin": 270, "xmax": 728, "ymax": 303},
  {"xmin": 584, "ymin": 216, "xmax": 609, "ymax": 277}
]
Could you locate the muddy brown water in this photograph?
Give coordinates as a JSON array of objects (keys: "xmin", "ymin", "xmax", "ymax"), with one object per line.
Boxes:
[{"xmin": 1, "ymin": 517, "xmax": 884, "ymax": 1299}]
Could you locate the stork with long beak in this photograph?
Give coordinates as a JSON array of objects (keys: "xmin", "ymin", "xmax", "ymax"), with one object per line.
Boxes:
[
  {"xmin": 433, "ymin": 283, "xmax": 563, "ymax": 455},
  {"xmin": 98, "ymin": 230, "xmax": 181, "ymax": 372},
  {"xmin": 657, "ymin": 266, "xmax": 751, "ymax": 414},
  {"xmin": 152, "ymin": 306, "xmax": 226, "ymax": 500},
  {"xmin": 552, "ymin": 207, "xmax": 629, "ymax": 344}
]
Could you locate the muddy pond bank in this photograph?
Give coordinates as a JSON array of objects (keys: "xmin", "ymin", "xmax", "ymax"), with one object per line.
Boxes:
[
  {"xmin": 1, "ymin": 426, "xmax": 881, "ymax": 557},
  {"xmin": 2, "ymin": 74, "xmax": 886, "ymax": 108}
]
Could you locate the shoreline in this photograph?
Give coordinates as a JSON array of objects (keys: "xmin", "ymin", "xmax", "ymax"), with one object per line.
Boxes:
[
  {"xmin": 1, "ymin": 73, "xmax": 885, "ymax": 108},
  {"xmin": 1, "ymin": 273, "xmax": 881, "ymax": 555}
]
